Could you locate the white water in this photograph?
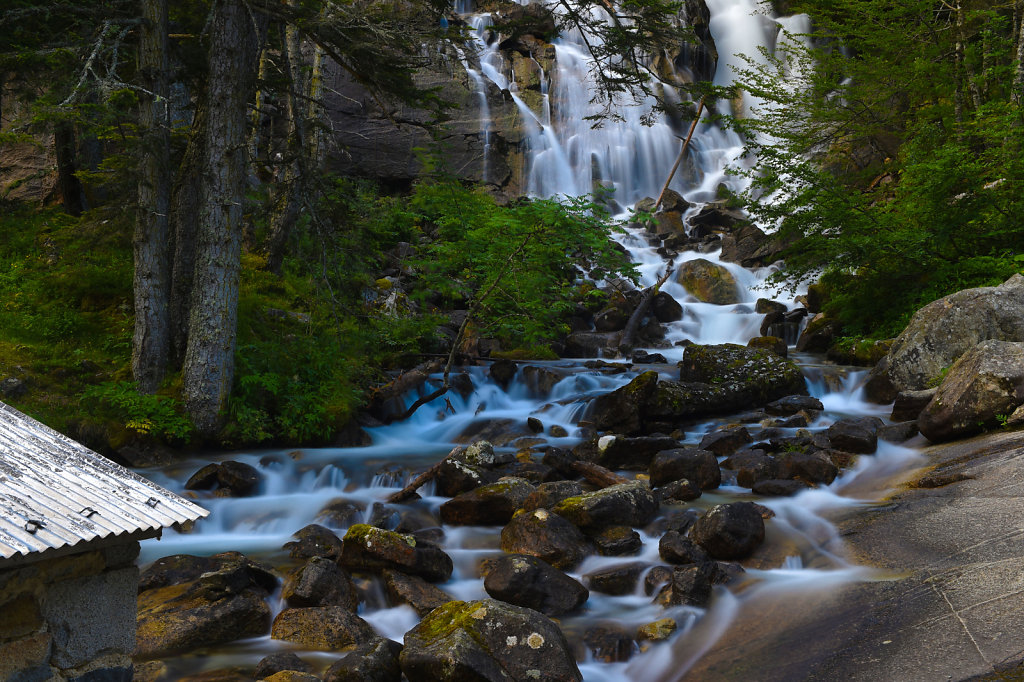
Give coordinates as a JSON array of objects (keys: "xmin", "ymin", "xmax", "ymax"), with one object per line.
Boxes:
[{"xmin": 138, "ymin": 2, "xmax": 928, "ymax": 679}]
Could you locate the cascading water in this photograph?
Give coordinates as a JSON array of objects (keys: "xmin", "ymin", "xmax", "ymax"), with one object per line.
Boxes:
[{"xmin": 138, "ymin": 2, "xmax": 928, "ymax": 679}]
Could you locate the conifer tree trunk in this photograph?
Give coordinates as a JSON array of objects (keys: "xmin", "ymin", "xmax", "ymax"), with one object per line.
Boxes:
[
  {"xmin": 1014, "ymin": 2, "xmax": 1024, "ymax": 104},
  {"xmin": 182, "ymin": 0, "xmax": 263, "ymax": 436},
  {"xmin": 53, "ymin": 121, "xmax": 84, "ymax": 216},
  {"xmin": 132, "ymin": 0, "xmax": 171, "ymax": 393}
]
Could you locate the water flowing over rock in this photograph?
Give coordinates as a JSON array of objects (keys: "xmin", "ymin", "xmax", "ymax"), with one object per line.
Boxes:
[
  {"xmin": 400, "ymin": 599, "xmax": 583, "ymax": 682},
  {"xmin": 866, "ymin": 274, "xmax": 1024, "ymax": 402},
  {"xmin": 676, "ymin": 258, "xmax": 741, "ymax": 304},
  {"xmin": 918, "ymin": 340, "xmax": 1024, "ymax": 443}
]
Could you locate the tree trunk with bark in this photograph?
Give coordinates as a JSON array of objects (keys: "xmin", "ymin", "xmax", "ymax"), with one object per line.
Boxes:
[
  {"xmin": 132, "ymin": 0, "xmax": 172, "ymax": 393},
  {"xmin": 53, "ymin": 121, "xmax": 84, "ymax": 216},
  {"xmin": 169, "ymin": 102, "xmax": 206, "ymax": 363},
  {"xmin": 181, "ymin": 0, "xmax": 263, "ymax": 436}
]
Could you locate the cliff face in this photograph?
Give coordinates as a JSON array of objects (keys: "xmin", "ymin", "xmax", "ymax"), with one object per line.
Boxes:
[{"xmin": 0, "ymin": 92, "xmax": 56, "ymax": 203}]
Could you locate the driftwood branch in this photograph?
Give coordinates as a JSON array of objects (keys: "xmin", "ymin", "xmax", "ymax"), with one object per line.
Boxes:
[
  {"xmin": 386, "ymin": 446, "xmax": 464, "ymax": 503},
  {"xmin": 654, "ymin": 96, "xmax": 706, "ymax": 210},
  {"xmin": 542, "ymin": 448, "xmax": 630, "ymax": 488},
  {"xmin": 619, "ymin": 266, "xmax": 675, "ymax": 353}
]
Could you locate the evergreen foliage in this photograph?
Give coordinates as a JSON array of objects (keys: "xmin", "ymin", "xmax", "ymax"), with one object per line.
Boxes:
[{"xmin": 734, "ymin": 0, "xmax": 1024, "ymax": 337}]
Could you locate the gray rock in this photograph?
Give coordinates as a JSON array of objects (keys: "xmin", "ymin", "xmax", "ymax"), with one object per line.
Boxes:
[
  {"xmin": 440, "ymin": 478, "xmax": 536, "ymax": 526},
  {"xmin": 341, "ymin": 525, "xmax": 453, "ymax": 582},
  {"xmin": 866, "ymin": 274, "xmax": 1024, "ymax": 402},
  {"xmin": 649, "ymin": 448, "xmax": 721, "ymax": 489},
  {"xmin": 324, "ymin": 637, "xmax": 403, "ymax": 682},
  {"xmin": 676, "ymin": 258, "xmax": 741, "ymax": 304},
  {"xmin": 690, "ymin": 502, "xmax": 766, "ymax": 560},
  {"xmin": 483, "ymin": 554, "xmax": 589, "ymax": 616},
  {"xmin": 891, "ymin": 389, "xmax": 938, "ymax": 422},
  {"xmin": 282, "ymin": 557, "xmax": 358, "ymax": 610},
  {"xmin": 552, "ymin": 481, "xmax": 658, "ymax": 530},
  {"xmin": 271, "ymin": 607, "xmax": 377, "ymax": 651},
  {"xmin": 826, "ymin": 417, "xmax": 881, "ymax": 454},
  {"xmin": 501, "ymin": 508, "xmax": 593, "ymax": 570},
  {"xmin": 918, "ymin": 340, "xmax": 1024, "ymax": 442}
]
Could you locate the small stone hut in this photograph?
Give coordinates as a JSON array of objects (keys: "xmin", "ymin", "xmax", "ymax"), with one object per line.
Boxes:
[{"xmin": 0, "ymin": 401, "xmax": 207, "ymax": 681}]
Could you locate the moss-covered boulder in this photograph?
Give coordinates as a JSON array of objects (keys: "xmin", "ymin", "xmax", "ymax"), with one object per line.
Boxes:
[
  {"xmin": 675, "ymin": 258, "xmax": 740, "ymax": 304},
  {"xmin": 400, "ymin": 599, "xmax": 582, "ymax": 682},
  {"xmin": 270, "ymin": 606, "xmax": 377, "ymax": 651},
  {"xmin": 500, "ymin": 509, "xmax": 592, "ymax": 570},
  {"xmin": 383, "ymin": 569, "xmax": 454, "ymax": 616},
  {"xmin": 551, "ymin": 481, "xmax": 658, "ymax": 531},
  {"xmin": 585, "ymin": 371, "xmax": 659, "ymax": 434},
  {"xmin": 341, "ymin": 525, "xmax": 453, "ymax": 582}
]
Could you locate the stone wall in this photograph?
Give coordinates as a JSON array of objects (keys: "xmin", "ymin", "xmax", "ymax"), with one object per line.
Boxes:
[{"xmin": 0, "ymin": 541, "xmax": 140, "ymax": 682}]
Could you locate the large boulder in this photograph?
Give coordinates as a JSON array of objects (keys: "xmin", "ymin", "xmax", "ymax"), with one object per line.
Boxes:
[
  {"xmin": 324, "ymin": 638, "xmax": 403, "ymax": 682},
  {"xmin": 679, "ymin": 343, "xmax": 806, "ymax": 399},
  {"xmin": 593, "ymin": 434, "xmax": 680, "ymax": 469},
  {"xmin": 281, "ymin": 557, "xmax": 358, "ymax": 610},
  {"xmin": 341, "ymin": 525, "xmax": 453, "ymax": 582},
  {"xmin": 586, "ymin": 370, "xmax": 660, "ymax": 434},
  {"xmin": 676, "ymin": 258, "xmax": 741, "ymax": 304},
  {"xmin": 690, "ymin": 502, "xmax": 766, "ymax": 560},
  {"xmin": 383, "ymin": 570, "xmax": 453, "ymax": 616},
  {"xmin": 401, "ymin": 599, "xmax": 582, "ymax": 682},
  {"xmin": 866, "ymin": 274, "xmax": 1024, "ymax": 402},
  {"xmin": 718, "ymin": 224, "xmax": 784, "ymax": 268},
  {"xmin": 136, "ymin": 556, "xmax": 274, "ymax": 658},
  {"xmin": 551, "ymin": 481, "xmax": 658, "ymax": 530},
  {"xmin": 918, "ymin": 340, "xmax": 1024, "ymax": 442},
  {"xmin": 483, "ymin": 554, "xmax": 589, "ymax": 616}
]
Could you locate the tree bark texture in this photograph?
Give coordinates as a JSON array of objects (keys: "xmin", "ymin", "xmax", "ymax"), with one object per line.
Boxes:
[
  {"xmin": 266, "ymin": 13, "xmax": 309, "ymax": 275},
  {"xmin": 182, "ymin": 0, "xmax": 263, "ymax": 436},
  {"xmin": 169, "ymin": 102, "xmax": 206, "ymax": 363},
  {"xmin": 53, "ymin": 121, "xmax": 84, "ymax": 216},
  {"xmin": 1014, "ymin": 1, "xmax": 1024, "ymax": 104},
  {"xmin": 132, "ymin": 0, "xmax": 172, "ymax": 393}
]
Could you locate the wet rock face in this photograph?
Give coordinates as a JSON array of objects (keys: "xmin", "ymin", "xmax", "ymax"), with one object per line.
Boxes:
[
  {"xmin": 400, "ymin": 599, "xmax": 583, "ymax": 682},
  {"xmin": 826, "ymin": 417, "xmax": 881, "ymax": 454},
  {"xmin": 918, "ymin": 340, "xmax": 1024, "ymax": 442},
  {"xmin": 866, "ymin": 273, "xmax": 1024, "ymax": 402},
  {"xmin": 283, "ymin": 524, "xmax": 345, "ymax": 562},
  {"xmin": 384, "ymin": 569, "xmax": 453, "ymax": 616},
  {"xmin": 483, "ymin": 554, "xmax": 589, "ymax": 616},
  {"xmin": 690, "ymin": 502, "xmax": 766, "ymax": 560},
  {"xmin": 184, "ymin": 460, "xmax": 261, "ymax": 496},
  {"xmin": 583, "ymin": 562, "xmax": 650, "ymax": 596},
  {"xmin": 324, "ymin": 637, "xmax": 404, "ymax": 682},
  {"xmin": 341, "ymin": 524, "xmax": 453, "ymax": 582}
]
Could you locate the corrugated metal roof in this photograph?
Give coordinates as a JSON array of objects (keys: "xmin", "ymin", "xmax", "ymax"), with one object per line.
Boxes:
[{"xmin": 0, "ymin": 401, "xmax": 208, "ymax": 561}]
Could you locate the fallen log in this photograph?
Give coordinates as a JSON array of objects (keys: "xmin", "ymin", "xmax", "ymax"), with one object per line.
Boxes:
[{"xmin": 387, "ymin": 446, "xmax": 464, "ymax": 503}]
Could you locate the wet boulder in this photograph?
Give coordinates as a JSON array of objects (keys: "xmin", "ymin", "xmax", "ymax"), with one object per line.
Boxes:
[
  {"xmin": 483, "ymin": 554, "xmax": 589, "ymax": 616},
  {"xmin": 138, "ymin": 552, "xmax": 276, "ymax": 593},
  {"xmin": 699, "ymin": 426, "xmax": 752, "ymax": 456},
  {"xmin": 659, "ymin": 531, "xmax": 710, "ymax": 565},
  {"xmin": 585, "ymin": 370, "xmax": 659, "ymax": 435},
  {"xmin": 400, "ymin": 599, "xmax": 582, "ymax": 682},
  {"xmin": 690, "ymin": 502, "xmax": 766, "ymax": 560},
  {"xmin": 795, "ymin": 313, "xmax": 836, "ymax": 353},
  {"xmin": 341, "ymin": 524, "xmax": 453, "ymax": 582},
  {"xmin": 918, "ymin": 340, "xmax": 1024, "ymax": 442},
  {"xmin": 489, "ymin": 359, "xmax": 518, "ymax": 388},
  {"xmin": 583, "ymin": 625, "xmax": 636, "ymax": 663},
  {"xmin": 765, "ymin": 395, "xmax": 824, "ymax": 416},
  {"xmin": 652, "ymin": 291, "xmax": 684, "ymax": 322},
  {"xmin": 282, "ymin": 557, "xmax": 359, "ymax": 610},
  {"xmin": 879, "ymin": 421, "xmax": 920, "ymax": 443},
  {"xmin": 721, "ymin": 449, "xmax": 776, "ymax": 488},
  {"xmin": 583, "ymin": 562, "xmax": 649, "ymax": 595},
  {"xmin": 891, "ymin": 388, "xmax": 937, "ymax": 422},
  {"xmin": 255, "ymin": 653, "xmax": 314, "ymax": 679},
  {"xmin": 283, "ymin": 524, "xmax": 346, "ymax": 562},
  {"xmin": 654, "ymin": 561, "xmax": 718, "ymax": 607},
  {"xmin": 136, "ymin": 556, "xmax": 274, "ymax": 658},
  {"xmin": 439, "ymin": 478, "xmax": 537, "ymax": 526},
  {"xmin": 563, "ymin": 331, "xmax": 622, "ymax": 358},
  {"xmin": 594, "ymin": 434, "xmax": 680, "ymax": 470},
  {"xmin": 383, "ymin": 570, "xmax": 453, "ymax": 616},
  {"xmin": 751, "ymin": 479, "xmax": 810, "ymax": 496},
  {"xmin": 776, "ymin": 451, "xmax": 838, "ymax": 485},
  {"xmin": 500, "ymin": 508, "xmax": 592, "ymax": 570},
  {"xmin": 747, "ymin": 335, "xmax": 788, "ymax": 357},
  {"xmin": 522, "ymin": 481, "xmax": 586, "ymax": 512},
  {"xmin": 865, "ymin": 274, "xmax": 1024, "ymax": 402},
  {"xmin": 324, "ymin": 637, "xmax": 403, "ymax": 682},
  {"xmin": 675, "ymin": 258, "xmax": 741, "ymax": 305},
  {"xmin": 271, "ymin": 606, "xmax": 377, "ymax": 651},
  {"xmin": 435, "ymin": 458, "xmax": 500, "ymax": 498},
  {"xmin": 185, "ymin": 460, "xmax": 261, "ymax": 497},
  {"xmin": 522, "ymin": 365, "xmax": 564, "ymax": 396},
  {"xmin": 552, "ymin": 481, "xmax": 658, "ymax": 530},
  {"xmin": 654, "ymin": 478, "xmax": 702, "ymax": 503},
  {"xmin": 591, "ymin": 525, "xmax": 643, "ymax": 556},
  {"xmin": 679, "ymin": 343, "xmax": 807, "ymax": 401},
  {"xmin": 826, "ymin": 417, "xmax": 881, "ymax": 454},
  {"xmin": 649, "ymin": 448, "xmax": 720, "ymax": 489},
  {"xmin": 719, "ymin": 223, "xmax": 784, "ymax": 268}
]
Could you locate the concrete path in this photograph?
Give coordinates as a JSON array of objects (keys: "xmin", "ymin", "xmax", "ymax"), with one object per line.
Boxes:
[{"xmin": 677, "ymin": 429, "xmax": 1024, "ymax": 681}]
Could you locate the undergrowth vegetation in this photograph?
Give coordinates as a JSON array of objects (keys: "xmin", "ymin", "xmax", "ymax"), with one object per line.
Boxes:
[{"xmin": 0, "ymin": 176, "xmax": 630, "ymax": 451}]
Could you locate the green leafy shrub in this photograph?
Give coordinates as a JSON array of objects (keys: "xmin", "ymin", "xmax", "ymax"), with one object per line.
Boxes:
[{"xmin": 84, "ymin": 382, "xmax": 193, "ymax": 442}]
